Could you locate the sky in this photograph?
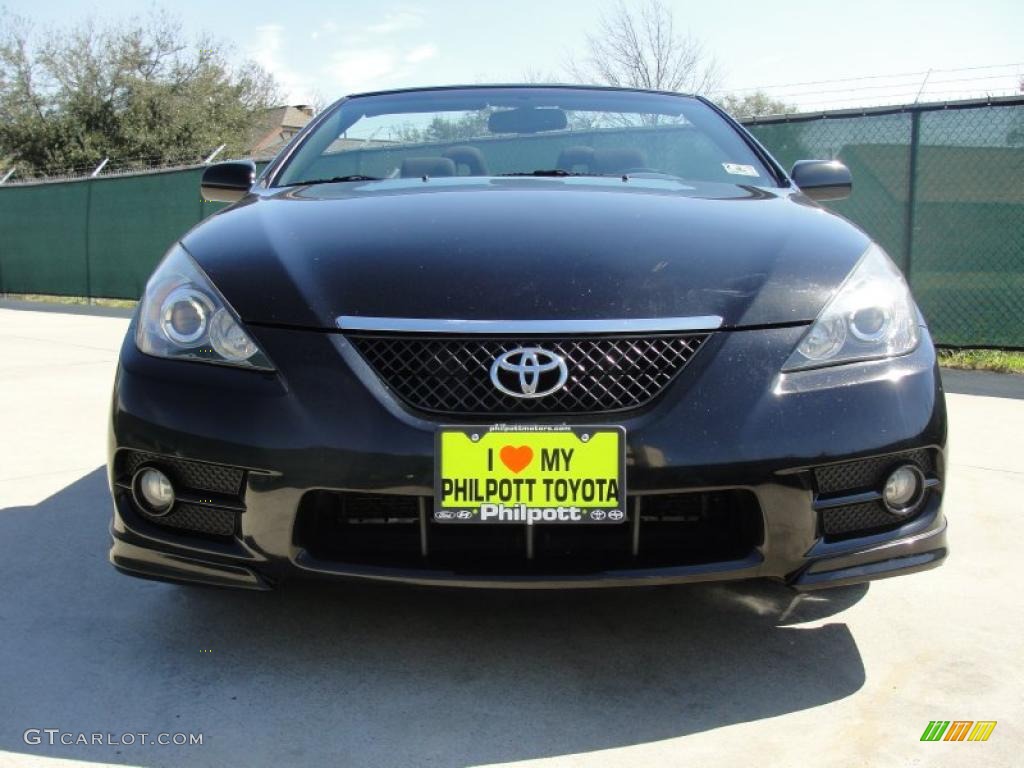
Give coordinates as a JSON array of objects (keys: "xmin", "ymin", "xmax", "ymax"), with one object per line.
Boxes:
[{"xmin": 4, "ymin": 0, "xmax": 1023, "ymax": 111}]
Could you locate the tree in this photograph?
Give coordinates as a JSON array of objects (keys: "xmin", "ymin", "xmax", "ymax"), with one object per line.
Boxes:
[
  {"xmin": 0, "ymin": 8, "xmax": 281, "ymax": 175},
  {"xmin": 520, "ymin": 68, "xmax": 561, "ymax": 85},
  {"xmin": 717, "ymin": 91, "xmax": 794, "ymax": 119},
  {"xmin": 566, "ymin": 0, "xmax": 720, "ymax": 94}
]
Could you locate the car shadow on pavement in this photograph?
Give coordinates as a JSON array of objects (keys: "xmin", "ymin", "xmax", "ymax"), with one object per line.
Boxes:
[{"xmin": 0, "ymin": 467, "xmax": 867, "ymax": 767}]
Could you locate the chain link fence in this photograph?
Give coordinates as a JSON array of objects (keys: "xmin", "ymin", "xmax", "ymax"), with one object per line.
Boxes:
[
  {"xmin": 746, "ymin": 96, "xmax": 1024, "ymax": 348},
  {"xmin": 1, "ymin": 97, "xmax": 1022, "ymax": 347}
]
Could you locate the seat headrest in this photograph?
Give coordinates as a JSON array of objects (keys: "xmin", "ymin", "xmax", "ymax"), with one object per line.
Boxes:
[
  {"xmin": 592, "ymin": 149, "xmax": 646, "ymax": 174},
  {"xmin": 442, "ymin": 146, "xmax": 488, "ymax": 175},
  {"xmin": 400, "ymin": 157, "xmax": 457, "ymax": 178},
  {"xmin": 556, "ymin": 146, "xmax": 595, "ymax": 171}
]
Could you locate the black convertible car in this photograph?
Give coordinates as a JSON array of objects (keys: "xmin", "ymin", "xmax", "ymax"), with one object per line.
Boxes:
[{"xmin": 108, "ymin": 85, "xmax": 947, "ymax": 590}]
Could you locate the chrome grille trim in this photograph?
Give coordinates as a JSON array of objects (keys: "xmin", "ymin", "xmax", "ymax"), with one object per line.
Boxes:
[{"xmin": 336, "ymin": 316, "xmax": 723, "ymax": 334}]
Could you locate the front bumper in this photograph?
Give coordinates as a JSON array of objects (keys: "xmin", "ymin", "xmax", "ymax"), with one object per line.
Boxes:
[{"xmin": 108, "ymin": 321, "xmax": 948, "ymax": 590}]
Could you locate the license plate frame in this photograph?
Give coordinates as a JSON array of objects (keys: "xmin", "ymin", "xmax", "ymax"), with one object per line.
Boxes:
[{"xmin": 434, "ymin": 425, "xmax": 626, "ymax": 524}]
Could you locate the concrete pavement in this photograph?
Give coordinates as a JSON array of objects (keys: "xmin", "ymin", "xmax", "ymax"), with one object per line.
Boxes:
[{"xmin": 1, "ymin": 303, "xmax": 1021, "ymax": 768}]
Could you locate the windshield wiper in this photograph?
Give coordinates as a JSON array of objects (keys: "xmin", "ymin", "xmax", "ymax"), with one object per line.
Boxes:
[
  {"xmin": 284, "ymin": 175, "xmax": 383, "ymax": 187},
  {"xmin": 499, "ymin": 169, "xmax": 606, "ymax": 177}
]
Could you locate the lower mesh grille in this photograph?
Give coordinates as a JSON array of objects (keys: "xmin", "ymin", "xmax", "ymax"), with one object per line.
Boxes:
[
  {"xmin": 294, "ymin": 489, "xmax": 762, "ymax": 572},
  {"xmin": 114, "ymin": 450, "xmax": 245, "ymax": 539},
  {"xmin": 814, "ymin": 448, "xmax": 939, "ymax": 541},
  {"xmin": 117, "ymin": 450, "xmax": 244, "ymax": 496},
  {"xmin": 814, "ymin": 449, "xmax": 933, "ymax": 494},
  {"xmin": 333, "ymin": 493, "xmax": 421, "ymax": 523},
  {"xmin": 156, "ymin": 504, "xmax": 237, "ymax": 537},
  {"xmin": 821, "ymin": 502, "xmax": 902, "ymax": 537}
]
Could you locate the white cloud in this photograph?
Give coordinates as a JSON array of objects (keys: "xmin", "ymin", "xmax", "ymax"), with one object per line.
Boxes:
[
  {"xmin": 250, "ymin": 24, "xmax": 315, "ymax": 104},
  {"xmin": 404, "ymin": 44, "xmax": 438, "ymax": 64},
  {"xmin": 326, "ymin": 43, "xmax": 440, "ymax": 94},
  {"xmin": 367, "ymin": 10, "xmax": 424, "ymax": 35},
  {"xmin": 252, "ymin": 24, "xmax": 284, "ymax": 55},
  {"xmin": 251, "ymin": 13, "xmax": 437, "ymax": 102},
  {"xmin": 326, "ymin": 48, "xmax": 398, "ymax": 93},
  {"xmin": 312, "ymin": 21, "xmax": 337, "ymax": 41}
]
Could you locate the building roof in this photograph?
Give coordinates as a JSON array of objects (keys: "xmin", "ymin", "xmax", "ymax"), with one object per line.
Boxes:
[{"xmin": 250, "ymin": 105, "xmax": 315, "ymax": 156}]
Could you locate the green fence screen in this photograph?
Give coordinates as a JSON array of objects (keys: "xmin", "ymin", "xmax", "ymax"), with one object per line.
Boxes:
[
  {"xmin": 746, "ymin": 99, "xmax": 1024, "ymax": 348},
  {"xmin": 0, "ymin": 166, "xmax": 230, "ymax": 301},
  {"xmin": 1, "ymin": 99, "xmax": 1022, "ymax": 347}
]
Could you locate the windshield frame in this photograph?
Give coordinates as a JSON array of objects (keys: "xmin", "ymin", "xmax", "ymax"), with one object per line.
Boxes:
[{"xmin": 263, "ymin": 85, "xmax": 789, "ymax": 189}]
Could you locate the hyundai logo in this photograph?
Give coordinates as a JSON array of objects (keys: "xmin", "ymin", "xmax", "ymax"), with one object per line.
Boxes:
[{"xmin": 490, "ymin": 347, "xmax": 569, "ymax": 398}]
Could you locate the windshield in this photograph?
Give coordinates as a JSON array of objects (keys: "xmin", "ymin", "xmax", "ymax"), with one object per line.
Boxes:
[{"xmin": 274, "ymin": 87, "xmax": 778, "ymax": 187}]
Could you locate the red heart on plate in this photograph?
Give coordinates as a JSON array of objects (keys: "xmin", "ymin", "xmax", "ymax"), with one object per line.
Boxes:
[{"xmin": 499, "ymin": 445, "xmax": 534, "ymax": 474}]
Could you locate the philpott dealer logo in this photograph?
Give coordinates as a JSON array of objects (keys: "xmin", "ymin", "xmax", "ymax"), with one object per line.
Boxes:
[{"xmin": 920, "ymin": 720, "xmax": 997, "ymax": 742}]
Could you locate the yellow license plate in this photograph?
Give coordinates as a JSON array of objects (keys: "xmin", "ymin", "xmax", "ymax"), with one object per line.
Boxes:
[{"xmin": 435, "ymin": 426, "xmax": 625, "ymax": 524}]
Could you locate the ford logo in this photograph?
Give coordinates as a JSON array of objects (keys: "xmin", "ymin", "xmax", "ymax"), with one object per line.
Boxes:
[{"xmin": 490, "ymin": 347, "xmax": 569, "ymax": 399}]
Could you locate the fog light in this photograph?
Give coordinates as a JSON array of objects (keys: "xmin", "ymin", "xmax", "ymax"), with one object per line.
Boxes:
[
  {"xmin": 882, "ymin": 464, "xmax": 924, "ymax": 515},
  {"xmin": 134, "ymin": 467, "xmax": 175, "ymax": 516}
]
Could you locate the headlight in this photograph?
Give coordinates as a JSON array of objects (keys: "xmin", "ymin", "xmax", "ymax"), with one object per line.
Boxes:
[
  {"xmin": 783, "ymin": 243, "xmax": 920, "ymax": 371},
  {"xmin": 136, "ymin": 244, "xmax": 273, "ymax": 370}
]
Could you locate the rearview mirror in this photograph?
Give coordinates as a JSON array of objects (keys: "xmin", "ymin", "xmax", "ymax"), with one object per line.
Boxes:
[
  {"xmin": 201, "ymin": 160, "xmax": 256, "ymax": 203},
  {"xmin": 488, "ymin": 107, "xmax": 568, "ymax": 134},
  {"xmin": 790, "ymin": 160, "xmax": 852, "ymax": 202}
]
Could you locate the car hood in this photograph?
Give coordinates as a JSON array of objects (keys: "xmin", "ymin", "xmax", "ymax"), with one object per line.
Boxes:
[{"xmin": 182, "ymin": 177, "xmax": 870, "ymax": 330}]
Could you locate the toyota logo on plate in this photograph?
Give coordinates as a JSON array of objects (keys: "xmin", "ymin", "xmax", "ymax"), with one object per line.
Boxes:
[{"xmin": 490, "ymin": 347, "xmax": 569, "ymax": 398}]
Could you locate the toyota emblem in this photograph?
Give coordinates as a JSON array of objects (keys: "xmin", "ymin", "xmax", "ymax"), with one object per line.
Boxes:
[{"xmin": 490, "ymin": 347, "xmax": 569, "ymax": 398}]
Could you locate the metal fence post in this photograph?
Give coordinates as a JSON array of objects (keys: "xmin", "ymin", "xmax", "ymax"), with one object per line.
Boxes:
[
  {"xmin": 0, "ymin": 195, "xmax": 5, "ymax": 295},
  {"xmin": 903, "ymin": 110, "xmax": 922, "ymax": 280},
  {"xmin": 0, "ymin": 177, "xmax": 6, "ymax": 293},
  {"xmin": 84, "ymin": 176, "xmax": 94, "ymax": 301},
  {"xmin": 203, "ymin": 144, "xmax": 226, "ymax": 164},
  {"xmin": 82, "ymin": 157, "xmax": 109, "ymax": 301}
]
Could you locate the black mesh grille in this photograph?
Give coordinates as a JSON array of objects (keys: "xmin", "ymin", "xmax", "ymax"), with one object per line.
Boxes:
[
  {"xmin": 814, "ymin": 449, "xmax": 933, "ymax": 494},
  {"xmin": 157, "ymin": 503, "xmax": 237, "ymax": 537},
  {"xmin": 115, "ymin": 450, "xmax": 245, "ymax": 540},
  {"xmin": 294, "ymin": 489, "xmax": 762, "ymax": 571},
  {"xmin": 821, "ymin": 501, "xmax": 901, "ymax": 538},
  {"xmin": 814, "ymin": 449, "xmax": 938, "ymax": 540},
  {"xmin": 330, "ymin": 493, "xmax": 420, "ymax": 523},
  {"xmin": 347, "ymin": 333, "xmax": 707, "ymax": 415},
  {"xmin": 118, "ymin": 451, "xmax": 244, "ymax": 496}
]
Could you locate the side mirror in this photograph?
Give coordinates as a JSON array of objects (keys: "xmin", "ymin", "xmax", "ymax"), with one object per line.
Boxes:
[
  {"xmin": 790, "ymin": 160, "xmax": 852, "ymax": 202},
  {"xmin": 201, "ymin": 160, "xmax": 256, "ymax": 203}
]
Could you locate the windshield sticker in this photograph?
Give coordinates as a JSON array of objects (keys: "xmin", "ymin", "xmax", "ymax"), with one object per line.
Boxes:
[{"xmin": 723, "ymin": 163, "xmax": 760, "ymax": 177}]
